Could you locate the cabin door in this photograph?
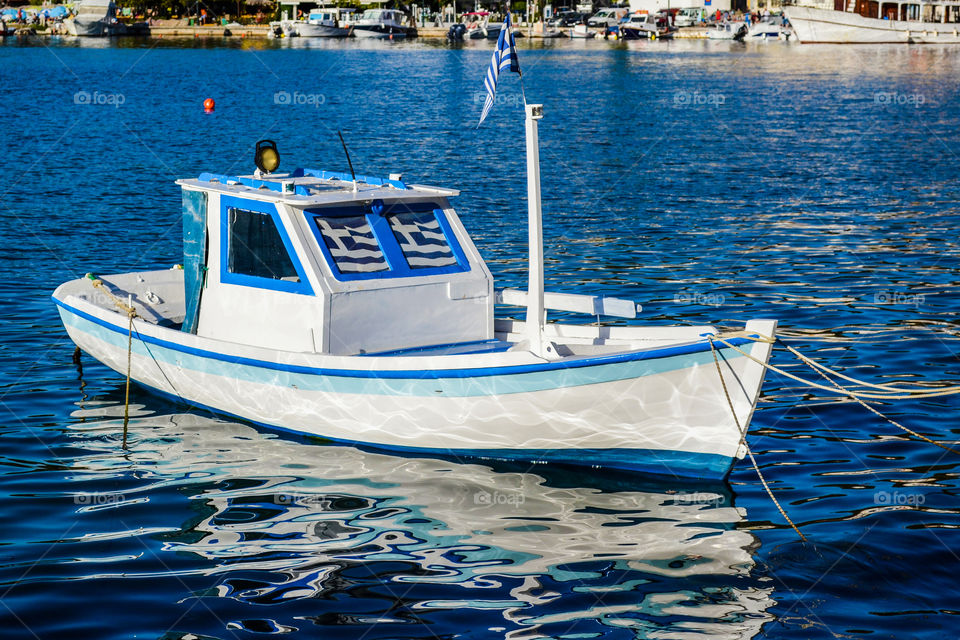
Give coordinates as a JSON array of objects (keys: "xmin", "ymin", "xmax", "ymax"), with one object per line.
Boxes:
[{"xmin": 181, "ymin": 189, "xmax": 208, "ymax": 334}]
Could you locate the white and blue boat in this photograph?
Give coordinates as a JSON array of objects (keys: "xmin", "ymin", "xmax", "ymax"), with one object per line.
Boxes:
[
  {"xmin": 351, "ymin": 8, "xmax": 416, "ymax": 39},
  {"xmin": 53, "ymin": 108, "xmax": 776, "ymax": 480},
  {"xmin": 281, "ymin": 8, "xmax": 351, "ymax": 38}
]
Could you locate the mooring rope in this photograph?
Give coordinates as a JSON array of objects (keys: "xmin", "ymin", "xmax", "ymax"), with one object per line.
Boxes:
[
  {"xmin": 778, "ymin": 340, "xmax": 960, "ymax": 395},
  {"xmin": 712, "ymin": 335, "xmax": 960, "ymax": 400},
  {"xmin": 708, "ymin": 336, "xmax": 807, "ymax": 542},
  {"xmin": 712, "ymin": 330, "xmax": 960, "ymax": 458},
  {"xmin": 775, "ymin": 340, "xmax": 960, "ymax": 459},
  {"xmin": 87, "ymin": 274, "xmax": 136, "ymax": 448}
]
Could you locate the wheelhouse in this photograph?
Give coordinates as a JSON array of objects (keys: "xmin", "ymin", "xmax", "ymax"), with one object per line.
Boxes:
[
  {"xmin": 845, "ymin": 0, "xmax": 960, "ymax": 21},
  {"xmin": 358, "ymin": 9, "xmax": 402, "ymax": 23},
  {"xmin": 176, "ymin": 169, "xmax": 493, "ymax": 356}
]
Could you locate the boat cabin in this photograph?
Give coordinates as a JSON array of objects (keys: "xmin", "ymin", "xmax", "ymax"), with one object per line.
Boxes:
[
  {"xmin": 307, "ymin": 10, "xmax": 335, "ymax": 23},
  {"xmin": 175, "ymin": 168, "xmax": 494, "ymax": 356},
  {"xmin": 844, "ymin": 0, "xmax": 960, "ymax": 21},
  {"xmin": 357, "ymin": 8, "xmax": 404, "ymax": 24}
]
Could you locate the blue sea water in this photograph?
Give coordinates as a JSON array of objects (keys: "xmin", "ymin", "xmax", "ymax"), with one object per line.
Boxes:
[{"xmin": 2, "ymin": 34, "xmax": 960, "ymax": 638}]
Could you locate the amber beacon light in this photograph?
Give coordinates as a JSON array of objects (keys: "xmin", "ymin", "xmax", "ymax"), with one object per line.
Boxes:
[{"xmin": 255, "ymin": 140, "xmax": 280, "ymax": 174}]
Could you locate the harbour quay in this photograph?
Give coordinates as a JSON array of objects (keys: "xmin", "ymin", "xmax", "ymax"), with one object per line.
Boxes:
[{"xmin": 6, "ymin": 18, "xmax": 713, "ymax": 39}]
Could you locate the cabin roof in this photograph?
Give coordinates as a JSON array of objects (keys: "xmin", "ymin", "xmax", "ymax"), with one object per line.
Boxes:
[{"xmin": 176, "ymin": 168, "xmax": 459, "ymax": 206}]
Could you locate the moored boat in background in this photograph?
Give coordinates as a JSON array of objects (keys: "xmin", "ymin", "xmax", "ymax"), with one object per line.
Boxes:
[
  {"xmin": 464, "ymin": 11, "xmax": 503, "ymax": 39},
  {"xmin": 621, "ymin": 11, "xmax": 677, "ymax": 39},
  {"xmin": 708, "ymin": 20, "xmax": 749, "ymax": 40},
  {"xmin": 352, "ymin": 7, "xmax": 416, "ymax": 39},
  {"xmin": 281, "ymin": 7, "xmax": 352, "ymax": 37},
  {"xmin": 569, "ymin": 23, "xmax": 595, "ymax": 37},
  {"xmin": 65, "ymin": 0, "xmax": 121, "ymax": 36},
  {"xmin": 746, "ymin": 18, "xmax": 789, "ymax": 39},
  {"xmin": 786, "ymin": 2, "xmax": 960, "ymax": 43}
]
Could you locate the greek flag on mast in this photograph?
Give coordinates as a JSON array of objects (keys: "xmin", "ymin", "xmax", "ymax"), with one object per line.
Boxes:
[{"xmin": 477, "ymin": 11, "xmax": 521, "ymax": 127}]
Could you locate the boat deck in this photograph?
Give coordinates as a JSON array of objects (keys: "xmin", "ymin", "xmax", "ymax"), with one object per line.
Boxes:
[{"xmin": 56, "ymin": 269, "xmax": 722, "ymax": 360}]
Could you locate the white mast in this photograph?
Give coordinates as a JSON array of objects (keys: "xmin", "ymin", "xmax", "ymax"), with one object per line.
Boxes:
[{"xmin": 524, "ymin": 103, "xmax": 548, "ymax": 358}]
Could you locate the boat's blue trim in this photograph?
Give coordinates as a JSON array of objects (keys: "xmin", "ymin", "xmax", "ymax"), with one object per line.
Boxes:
[
  {"xmin": 361, "ymin": 339, "xmax": 513, "ymax": 357},
  {"xmin": 294, "ymin": 167, "xmax": 408, "ymax": 190},
  {"xmin": 54, "ymin": 295, "xmax": 752, "ymax": 382},
  {"xmin": 431, "ymin": 208, "xmax": 471, "ymax": 271},
  {"xmin": 197, "ymin": 169, "xmax": 409, "ymax": 192},
  {"xmin": 306, "ymin": 201, "xmax": 440, "ymax": 218},
  {"xmin": 140, "ymin": 384, "xmax": 735, "ymax": 480},
  {"xmin": 219, "ymin": 196, "xmax": 314, "ymax": 296},
  {"xmin": 198, "ymin": 172, "xmax": 240, "ymax": 185},
  {"xmin": 198, "ymin": 173, "xmax": 284, "ymax": 193}
]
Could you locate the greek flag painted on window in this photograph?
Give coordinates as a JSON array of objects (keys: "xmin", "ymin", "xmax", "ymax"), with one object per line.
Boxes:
[
  {"xmin": 389, "ymin": 211, "xmax": 457, "ymax": 269},
  {"xmin": 313, "ymin": 215, "xmax": 389, "ymax": 273}
]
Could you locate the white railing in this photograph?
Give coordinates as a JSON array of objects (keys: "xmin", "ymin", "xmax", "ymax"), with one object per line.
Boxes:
[{"xmin": 495, "ymin": 288, "xmax": 642, "ymax": 319}]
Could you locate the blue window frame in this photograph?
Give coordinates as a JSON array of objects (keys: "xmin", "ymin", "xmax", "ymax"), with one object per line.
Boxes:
[
  {"xmin": 305, "ymin": 201, "xmax": 470, "ymax": 282},
  {"xmin": 389, "ymin": 210, "xmax": 459, "ymax": 270},
  {"xmin": 314, "ymin": 215, "xmax": 390, "ymax": 275},
  {"xmin": 220, "ymin": 195, "xmax": 313, "ymax": 295}
]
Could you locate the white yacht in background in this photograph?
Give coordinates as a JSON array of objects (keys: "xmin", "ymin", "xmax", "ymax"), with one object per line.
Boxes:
[
  {"xmin": 282, "ymin": 7, "xmax": 352, "ymax": 37},
  {"xmin": 352, "ymin": 8, "xmax": 416, "ymax": 38},
  {"xmin": 569, "ymin": 23, "xmax": 595, "ymax": 38},
  {"xmin": 746, "ymin": 18, "xmax": 789, "ymax": 39},
  {"xmin": 65, "ymin": 0, "xmax": 120, "ymax": 36},
  {"xmin": 463, "ymin": 11, "xmax": 503, "ymax": 39},
  {"xmin": 621, "ymin": 12, "xmax": 676, "ymax": 39},
  {"xmin": 786, "ymin": 1, "xmax": 960, "ymax": 43},
  {"xmin": 708, "ymin": 20, "xmax": 748, "ymax": 39}
]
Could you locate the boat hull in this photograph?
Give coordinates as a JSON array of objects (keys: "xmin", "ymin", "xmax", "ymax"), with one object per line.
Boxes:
[
  {"xmin": 708, "ymin": 23, "xmax": 748, "ymax": 39},
  {"xmin": 467, "ymin": 25, "xmax": 502, "ymax": 39},
  {"xmin": 54, "ymin": 290, "xmax": 775, "ymax": 480},
  {"xmin": 283, "ymin": 21, "xmax": 350, "ymax": 37},
  {"xmin": 747, "ymin": 24, "xmax": 785, "ymax": 39},
  {"xmin": 66, "ymin": 17, "xmax": 114, "ymax": 36},
  {"xmin": 621, "ymin": 27, "xmax": 675, "ymax": 39},
  {"xmin": 352, "ymin": 24, "xmax": 416, "ymax": 38},
  {"xmin": 785, "ymin": 6, "xmax": 960, "ymax": 43}
]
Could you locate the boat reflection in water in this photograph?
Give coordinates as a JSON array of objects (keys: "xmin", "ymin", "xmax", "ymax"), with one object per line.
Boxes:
[{"xmin": 73, "ymin": 412, "xmax": 775, "ymax": 637}]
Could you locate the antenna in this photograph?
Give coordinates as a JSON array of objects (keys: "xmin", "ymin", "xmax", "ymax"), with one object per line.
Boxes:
[{"xmin": 337, "ymin": 131, "xmax": 358, "ymax": 192}]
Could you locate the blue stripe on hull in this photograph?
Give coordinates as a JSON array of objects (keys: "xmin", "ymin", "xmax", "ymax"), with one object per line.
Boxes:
[
  {"xmin": 142, "ymin": 384, "xmax": 736, "ymax": 480},
  {"xmin": 54, "ymin": 297, "xmax": 750, "ymax": 397}
]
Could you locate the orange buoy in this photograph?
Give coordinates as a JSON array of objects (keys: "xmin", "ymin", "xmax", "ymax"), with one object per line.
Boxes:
[{"xmin": 203, "ymin": 98, "xmax": 215, "ymax": 113}]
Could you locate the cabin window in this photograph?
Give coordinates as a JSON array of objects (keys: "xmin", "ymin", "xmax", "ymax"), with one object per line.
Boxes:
[
  {"xmin": 306, "ymin": 204, "xmax": 469, "ymax": 281},
  {"xmin": 228, "ymin": 208, "xmax": 300, "ymax": 281},
  {"xmin": 388, "ymin": 211, "xmax": 458, "ymax": 270},
  {"xmin": 313, "ymin": 215, "xmax": 389, "ymax": 273},
  {"xmin": 219, "ymin": 197, "xmax": 313, "ymax": 295}
]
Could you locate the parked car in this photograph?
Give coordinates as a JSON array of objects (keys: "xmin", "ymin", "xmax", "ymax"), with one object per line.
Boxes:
[
  {"xmin": 587, "ymin": 7, "xmax": 626, "ymax": 27},
  {"xmin": 550, "ymin": 10, "xmax": 586, "ymax": 26},
  {"xmin": 673, "ymin": 7, "xmax": 701, "ymax": 27}
]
